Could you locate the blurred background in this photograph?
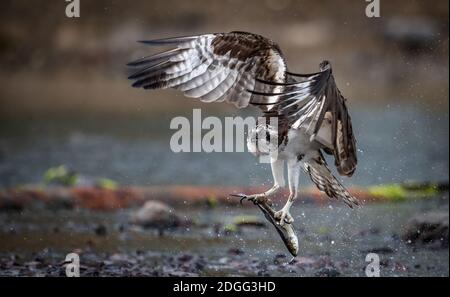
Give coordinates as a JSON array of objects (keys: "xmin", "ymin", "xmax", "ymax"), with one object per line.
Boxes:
[
  {"xmin": 0, "ymin": 0, "xmax": 448, "ymax": 187},
  {"xmin": 0, "ymin": 0, "xmax": 448, "ymax": 277}
]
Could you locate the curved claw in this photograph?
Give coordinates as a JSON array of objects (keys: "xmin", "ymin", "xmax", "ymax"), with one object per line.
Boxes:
[
  {"xmin": 229, "ymin": 193, "xmax": 263, "ymax": 205},
  {"xmin": 240, "ymin": 196, "xmax": 246, "ymax": 205},
  {"xmin": 274, "ymin": 210, "xmax": 294, "ymax": 226},
  {"xmin": 229, "ymin": 193, "xmax": 248, "ymax": 205}
]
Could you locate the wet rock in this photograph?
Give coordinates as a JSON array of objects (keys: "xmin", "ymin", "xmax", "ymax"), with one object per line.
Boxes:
[
  {"xmin": 314, "ymin": 255, "xmax": 334, "ymax": 269},
  {"xmin": 380, "ymin": 258, "xmax": 390, "ymax": 268},
  {"xmin": 273, "ymin": 253, "xmax": 287, "ymax": 265},
  {"xmin": 167, "ymin": 270, "xmax": 199, "ymax": 277},
  {"xmin": 109, "ymin": 253, "xmax": 132, "ymax": 263},
  {"xmin": 358, "ymin": 227, "xmax": 381, "ymax": 237},
  {"xmin": 0, "ymin": 199, "xmax": 23, "ymax": 212},
  {"xmin": 336, "ymin": 260, "xmax": 349, "ymax": 270},
  {"xmin": 257, "ymin": 270, "xmax": 270, "ymax": 276},
  {"xmin": 45, "ymin": 188, "xmax": 75, "ymax": 210},
  {"xmin": 403, "ymin": 211, "xmax": 449, "ymax": 248},
  {"xmin": 131, "ymin": 200, "xmax": 183, "ymax": 229},
  {"xmin": 177, "ymin": 254, "xmax": 193, "ymax": 262},
  {"xmin": 94, "ymin": 224, "xmax": 107, "ymax": 236},
  {"xmin": 292, "ymin": 256, "xmax": 316, "ymax": 269},
  {"xmin": 227, "ymin": 248, "xmax": 244, "ymax": 256},
  {"xmin": 118, "ymin": 223, "xmax": 127, "ymax": 233},
  {"xmin": 393, "ymin": 262, "xmax": 407, "ymax": 273},
  {"xmin": 314, "ymin": 267, "xmax": 341, "ymax": 277},
  {"xmin": 362, "ymin": 246, "xmax": 395, "ymax": 254},
  {"xmin": 193, "ymin": 258, "xmax": 206, "ymax": 271}
]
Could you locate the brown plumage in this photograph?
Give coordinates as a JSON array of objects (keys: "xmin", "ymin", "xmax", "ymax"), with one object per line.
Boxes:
[
  {"xmin": 303, "ymin": 154, "xmax": 359, "ymax": 208},
  {"xmin": 251, "ymin": 60, "xmax": 358, "ymax": 177},
  {"xmin": 128, "ymin": 31, "xmax": 358, "ymax": 208},
  {"xmin": 128, "ymin": 32, "xmax": 286, "ymax": 108}
]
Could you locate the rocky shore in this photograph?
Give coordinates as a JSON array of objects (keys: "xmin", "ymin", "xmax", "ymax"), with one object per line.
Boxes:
[{"xmin": 0, "ymin": 191, "xmax": 448, "ymax": 277}]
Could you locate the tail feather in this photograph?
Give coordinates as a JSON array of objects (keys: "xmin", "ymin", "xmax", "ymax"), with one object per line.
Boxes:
[{"xmin": 303, "ymin": 156, "xmax": 359, "ymax": 208}]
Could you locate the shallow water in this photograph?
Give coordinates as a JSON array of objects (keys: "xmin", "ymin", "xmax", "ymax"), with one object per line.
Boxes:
[
  {"xmin": 0, "ymin": 104, "xmax": 448, "ymax": 276},
  {"xmin": 0, "ymin": 105, "xmax": 448, "ymax": 187},
  {"xmin": 0, "ymin": 196, "xmax": 448, "ymax": 276}
]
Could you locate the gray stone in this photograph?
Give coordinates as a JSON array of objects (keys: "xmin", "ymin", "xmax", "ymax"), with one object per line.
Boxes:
[
  {"xmin": 403, "ymin": 211, "xmax": 449, "ymax": 248},
  {"xmin": 131, "ymin": 200, "xmax": 182, "ymax": 229}
]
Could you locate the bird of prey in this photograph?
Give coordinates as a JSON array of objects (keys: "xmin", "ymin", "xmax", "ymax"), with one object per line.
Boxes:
[{"xmin": 128, "ymin": 31, "xmax": 359, "ymax": 228}]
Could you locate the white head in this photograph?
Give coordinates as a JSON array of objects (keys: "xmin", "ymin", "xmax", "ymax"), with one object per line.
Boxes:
[{"xmin": 247, "ymin": 124, "xmax": 279, "ymax": 156}]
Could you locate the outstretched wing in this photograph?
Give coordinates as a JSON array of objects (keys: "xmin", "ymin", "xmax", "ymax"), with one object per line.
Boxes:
[
  {"xmin": 127, "ymin": 32, "xmax": 286, "ymax": 109},
  {"xmin": 251, "ymin": 61, "xmax": 357, "ymax": 176},
  {"xmin": 303, "ymin": 154, "xmax": 359, "ymax": 208}
]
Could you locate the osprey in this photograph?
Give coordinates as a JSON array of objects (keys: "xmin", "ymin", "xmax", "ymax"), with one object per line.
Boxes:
[{"xmin": 128, "ymin": 31, "xmax": 358, "ymax": 227}]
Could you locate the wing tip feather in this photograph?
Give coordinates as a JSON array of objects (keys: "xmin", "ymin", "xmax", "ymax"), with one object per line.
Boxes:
[{"xmin": 138, "ymin": 36, "xmax": 199, "ymax": 45}]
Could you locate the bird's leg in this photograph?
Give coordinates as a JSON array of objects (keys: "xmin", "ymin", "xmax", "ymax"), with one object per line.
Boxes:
[
  {"xmin": 233, "ymin": 158, "xmax": 285, "ymax": 205},
  {"xmin": 274, "ymin": 159, "xmax": 300, "ymax": 226}
]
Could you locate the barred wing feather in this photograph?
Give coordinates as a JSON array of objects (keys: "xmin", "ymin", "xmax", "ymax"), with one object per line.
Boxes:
[
  {"xmin": 251, "ymin": 61, "xmax": 357, "ymax": 177},
  {"xmin": 128, "ymin": 32, "xmax": 286, "ymax": 109}
]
